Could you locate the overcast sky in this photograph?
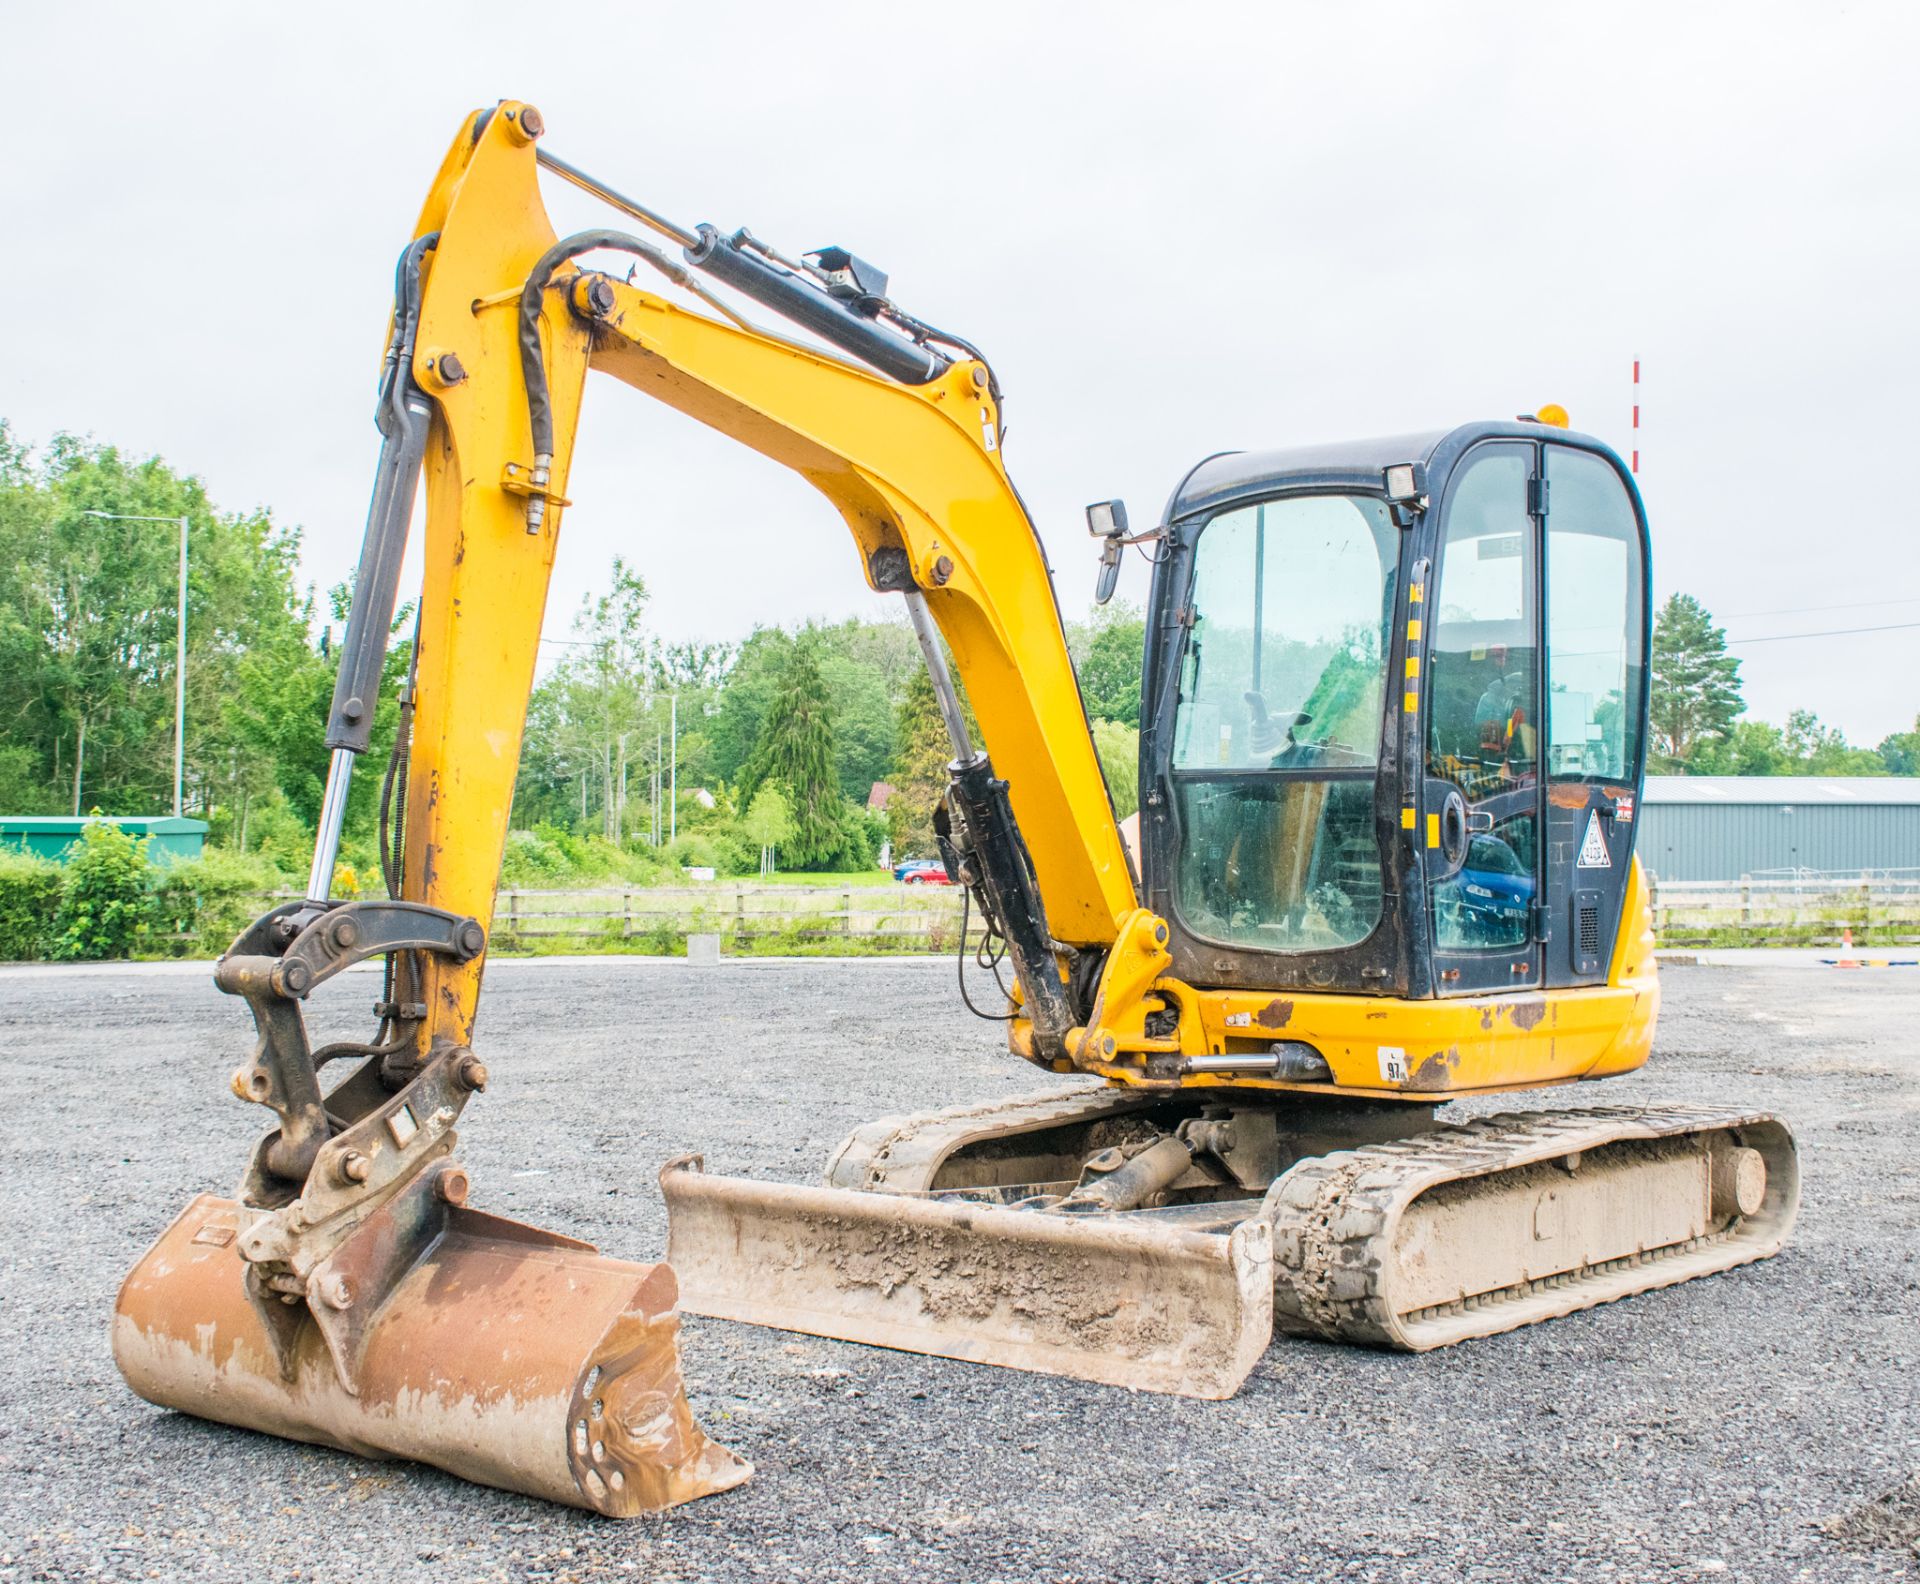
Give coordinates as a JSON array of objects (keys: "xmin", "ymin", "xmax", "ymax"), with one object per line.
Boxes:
[{"xmin": 4, "ymin": 2, "xmax": 1916, "ymax": 743}]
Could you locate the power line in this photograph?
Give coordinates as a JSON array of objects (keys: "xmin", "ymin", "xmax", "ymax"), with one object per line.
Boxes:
[
  {"xmin": 1725, "ymin": 593, "xmax": 1920, "ymax": 619},
  {"xmin": 1729, "ymin": 620, "xmax": 1920, "ymax": 646}
]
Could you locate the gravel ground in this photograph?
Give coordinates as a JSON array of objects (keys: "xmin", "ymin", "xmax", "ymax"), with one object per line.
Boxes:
[{"xmin": 0, "ymin": 955, "xmax": 1915, "ymax": 1583}]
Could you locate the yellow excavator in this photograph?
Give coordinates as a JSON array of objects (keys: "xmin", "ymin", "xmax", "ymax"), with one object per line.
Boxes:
[{"xmin": 113, "ymin": 104, "xmax": 1798, "ymax": 1515}]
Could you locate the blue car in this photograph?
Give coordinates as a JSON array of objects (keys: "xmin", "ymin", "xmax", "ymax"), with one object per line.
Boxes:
[{"xmin": 1456, "ymin": 835, "xmax": 1534, "ymax": 925}]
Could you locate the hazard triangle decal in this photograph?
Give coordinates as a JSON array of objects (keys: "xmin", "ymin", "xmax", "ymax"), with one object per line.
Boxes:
[{"xmin": 1577, "ymin": 810, "xmax": 1612, "ymax": 868}]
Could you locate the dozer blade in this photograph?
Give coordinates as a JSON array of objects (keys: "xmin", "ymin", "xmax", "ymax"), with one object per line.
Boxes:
[
  {"xmin": 113, "ymin": 1193, "xmax": 750, "ymax": 1515},
  {"xmin": 661, "ymin": 1155, "xmax": 1274, "ymax": 1399}
]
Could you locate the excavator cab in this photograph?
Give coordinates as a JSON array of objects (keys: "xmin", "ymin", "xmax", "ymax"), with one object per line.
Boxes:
[{"xmin": 1133, "ymin": 422, "xmax": 1650, "ymax": 1003}]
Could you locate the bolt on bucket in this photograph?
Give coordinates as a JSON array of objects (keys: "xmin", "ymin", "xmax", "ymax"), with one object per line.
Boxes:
[
  {"xmin": 114, "ymin": 1190, "xmax": 749, "ymax": 1515},
  {"xmin": 661, "ymin": 1156, "xmax": 1275, "ymax": 1399}
]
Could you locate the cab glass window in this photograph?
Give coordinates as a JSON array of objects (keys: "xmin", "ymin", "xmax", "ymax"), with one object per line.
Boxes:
[
  {"xmin": 1173, "ymin": 496, "xmax": 1397, "ymax": 770},
  {"xmin": 1544, "ymin": 447, "xmax": 1645, "ymax": 782},
  {"xmin": 1169, "ymin": 494, "xmax": 1397, "ymax": 953},
  {"xmin": 1425, "ymin": 447, "xmax": 1538, "ymax": 952}
]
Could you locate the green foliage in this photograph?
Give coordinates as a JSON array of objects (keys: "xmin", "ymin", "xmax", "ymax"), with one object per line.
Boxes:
[
  {"xmin": 149, "ymin": 849, "xmax": 285, "ymax": 956},
  {"xmin": 1692, "ymin": 718, "xmax": 1790, "ymax": 776},
  {"xmin": 498, "ymin": 824, "xmax": 672, "ymax": 888},
  {"xmin": 0, "ymin": 745, "xmax": 59, "ymax": 814},
  {"xmin": 1090, "ymin": 719, "xmax": 1140, "ymax": 819},
  {"xmin": 742, "ymin": 786, "xmax": 794, "ymax": 875},
  {"xmin": 886, "ymin": 666, "xmax": 956, "ymax": 858},
  {"xmin": 1694, "ymin": 710, "xmax": 1894, "ymax": 777},
  {"xmin": 1068, "ymin": 604, "xmax": 1147, "ymax": 727},
  {"xmin": 739, "ymin": 638, "xmax": 859, "ymax": 869},
  {"xmin": 1782, "ymin": 709, "xmax": 1888, "ymax": 776},
  {"xmin": 49, "ymin": 820, "xmax": 153, "ymax": 961},
  {"xmin": 1649, "ymin": 593, "xmax": 1743, "ymax": 769},
  {"xmin": 0, "ymin": 851, "xmax": 63, "ymax": 960},
  {"xmin": 706, "ymin": 626, "xmax": 794, "ymax": 788},
  {"xmin": 0, "ymin": 430, "xmax": 316, "ymax": 820},
  {"xmin": 1879, "ymin": 715, "xmax": 1920, "ymax": 776}
]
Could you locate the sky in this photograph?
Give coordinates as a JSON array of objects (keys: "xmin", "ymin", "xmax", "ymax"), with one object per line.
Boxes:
[{"xmin": 3, "ymin": 1, "xmax": 1917, "ymax": 744}]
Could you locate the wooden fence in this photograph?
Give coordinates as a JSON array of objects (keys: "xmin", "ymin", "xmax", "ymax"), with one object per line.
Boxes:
[
  {"xmin": 491, "ymin": 884, "xmax": 986, "ymax": 952},
  {"xmin": 222, "ymin": 871, "xmax": 1920, "ymax": 955},
  {"xmin": 1645, "ymin": 871, "xmax": 1920, "ymax": 948}
]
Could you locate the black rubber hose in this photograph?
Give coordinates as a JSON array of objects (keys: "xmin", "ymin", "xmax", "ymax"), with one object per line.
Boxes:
[{"xmin": 519, "ymin": 229, "xmax": 676, "ymax": 459}]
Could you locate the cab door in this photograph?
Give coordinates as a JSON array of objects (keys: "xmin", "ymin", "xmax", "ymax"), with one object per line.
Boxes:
[
  {"xmin": 1421, "ymin": 443, "xmax": 1545, "ymax": 995},
  {"xmin": 1540, "ymin": 444, "xmax": 1649, "ymax": 986}
]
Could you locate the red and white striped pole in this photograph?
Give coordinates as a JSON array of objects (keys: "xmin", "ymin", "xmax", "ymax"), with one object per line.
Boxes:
[{"xmin": 1631, "ymin": 358, "xmax": 1641, "ymax": 475}]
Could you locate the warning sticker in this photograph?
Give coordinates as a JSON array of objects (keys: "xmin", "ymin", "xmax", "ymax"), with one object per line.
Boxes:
[
  {"xmin": 1578, "ymin": 810, "xmax": 1612, "ymax": 868},
  {"xmin": 1377, "ymin": 1046, "xmax": 1409, "ymax": 1083},
  {"xmin": 1615, "ymin": 793, "xmax": 1635, "ymax": 823},
  {"xmin": 1224, "ymin": 1012, "xmax": 1252, "ymax": 1028}
]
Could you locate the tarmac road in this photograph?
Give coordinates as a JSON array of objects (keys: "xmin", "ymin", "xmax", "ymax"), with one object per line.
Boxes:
[{"xmin": 0, "ymin": 955, "xmax": 1915, "ymax": 1583}]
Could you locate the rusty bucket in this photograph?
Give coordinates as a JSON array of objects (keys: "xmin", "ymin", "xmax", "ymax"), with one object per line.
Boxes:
[{"xmin": 114, "ymin": 1190, "xmax": 750, "ymax": 1515}]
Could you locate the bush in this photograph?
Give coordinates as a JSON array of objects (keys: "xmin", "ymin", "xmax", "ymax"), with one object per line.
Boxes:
[
  {"xmin": 500, "ymin": 824, "xmax": 677, "ymax": 888},
  {"xmin": 50, "ymin": 822, "xmax": 155, "ymax": 961},
  {"xmin": 151, "ymin": 849, "xmax": 284, "ymax": 956},
  {"xmin": 0, "ymin": 852, "xmax": 63, "ymax": 960}
]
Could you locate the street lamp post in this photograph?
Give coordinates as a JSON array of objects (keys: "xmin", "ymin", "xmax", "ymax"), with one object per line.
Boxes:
[{"xmin": 82, "ymin": 511, "xmax": 189, "ymax": 818}]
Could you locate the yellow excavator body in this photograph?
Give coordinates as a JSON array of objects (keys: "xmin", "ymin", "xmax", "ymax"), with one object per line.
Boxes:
[{"xmin": 113, "ymin": 104, "xmax": 1797, "ymax": 1515}]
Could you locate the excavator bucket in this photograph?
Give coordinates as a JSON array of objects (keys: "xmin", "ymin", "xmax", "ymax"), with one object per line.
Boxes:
[
  {"xmin": 660, "ymin": 1157, "xmax": 1275, "ymax": 1399},
  {"xmin": 113, "ymin": 1192, "xmax": 750, "ymax": 1515}
]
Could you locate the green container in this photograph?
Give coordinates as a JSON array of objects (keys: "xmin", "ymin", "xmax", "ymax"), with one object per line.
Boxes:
[{"xmin": 0, "ymin": 815, "xmax": 209, "ymax": 865}]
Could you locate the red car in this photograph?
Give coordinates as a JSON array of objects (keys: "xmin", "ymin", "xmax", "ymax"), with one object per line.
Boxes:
[{"xmin": 894, "ymin": 858, "xmax": 953, "ymax": 885}]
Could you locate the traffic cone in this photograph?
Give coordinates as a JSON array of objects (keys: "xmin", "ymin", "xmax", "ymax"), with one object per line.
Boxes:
[{"xmin": 1835, "ymin": 927, "xmax": 1862, "ymax": 969}]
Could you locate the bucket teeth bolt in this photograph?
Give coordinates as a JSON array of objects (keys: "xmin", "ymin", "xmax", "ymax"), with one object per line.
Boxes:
[
  {"xmin": 337, "ymin": 1151, "xmax": 371, "ymax": 1184},
  {"xmin": 317, "ymin": 1273, "xmax": 353, "ymax": 1311},
  {"xmin": 456, "ymin": 1054, "xmax": 489, "ymax": 1092}
]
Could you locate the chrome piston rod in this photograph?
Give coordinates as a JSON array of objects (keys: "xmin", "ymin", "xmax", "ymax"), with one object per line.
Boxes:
[{"xmin": 305, "ymin": 748, "xmax": 355, "ymax": 902}]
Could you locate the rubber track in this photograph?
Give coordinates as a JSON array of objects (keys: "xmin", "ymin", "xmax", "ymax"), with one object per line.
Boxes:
[
  {"xmin": 824, "ymin": 1086, "xmax": 1160, "ymax": 1193},
  {"xmin": 1264, "ymin": 1104, "xmax": 1795, "ymax": 1349}
]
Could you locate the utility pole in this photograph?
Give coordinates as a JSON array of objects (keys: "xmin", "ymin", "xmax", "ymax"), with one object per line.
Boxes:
[
  {"xmin": 84, "ymin": 511, "xmax": 189, "ymax": 817},
  {"xmin": 670, "ymin": 693, "xmax": 678, "ymax": 844}
]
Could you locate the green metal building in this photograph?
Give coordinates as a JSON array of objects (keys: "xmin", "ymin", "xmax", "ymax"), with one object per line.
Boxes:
[{"xmin": 0, "ymin": 816, "xmax": 209, "ymax": 864}]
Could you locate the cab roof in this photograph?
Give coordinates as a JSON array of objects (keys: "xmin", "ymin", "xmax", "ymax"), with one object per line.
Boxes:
[{"xmin": 1162, "ymin": 419, "xmax": 1618, "ymax": 523}]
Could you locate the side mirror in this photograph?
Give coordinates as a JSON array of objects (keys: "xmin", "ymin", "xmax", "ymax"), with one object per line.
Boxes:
[{"xmin": 1094, "ymin": 540, "xmax": 1124, "ymax": 604}]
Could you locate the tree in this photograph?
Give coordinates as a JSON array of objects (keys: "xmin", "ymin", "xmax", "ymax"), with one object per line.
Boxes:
[
  {"xmin": 1648, "ymin": 594, "xmax": 1743, "ymax": 770},
  {"xmin": 706, "ymin": 626, "xmax": 795, "ymax": 786},
  {"xmin": 739, "ymin": 638, "xmax": 847, "ymax": 868},
  {"xmin": 1781, "ymin": 709, "xmax": 1887, "ymax": 776},
  {"xmin": 706, "ymin": 617, "xmax": 915, "ymax": 798},
  {"xmin": 887, "ymin": 665, "xmax": 970, "ymax": 857},
  {"xmin": 1694, "ymin": 718, "xmax": 1789, "ymax": 776},
  {"xmin": 1090, "ymin": 719, "xmax": 1140, "ymax": 819},
  {"xmin": 1879, "ymin": 715, "xmax": 1920, "ymax": 776},
  {"xmin": 819, "ymin": 651, "xmax": 896, "ymax": 800},
  {"xmin": 1067, "ymin": 604, "xmax": 1147, "ymax": 727},
  {"xmin": 741, "ymin": 786, "xmax": 793, "ymax": 877},
  {"xmin": 0, "ymin": 429, "xmax": 317, "ymax": 827},
  {"xmin": 515, "ymin": 560, "xmax": 667, "ymax": 840}
]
